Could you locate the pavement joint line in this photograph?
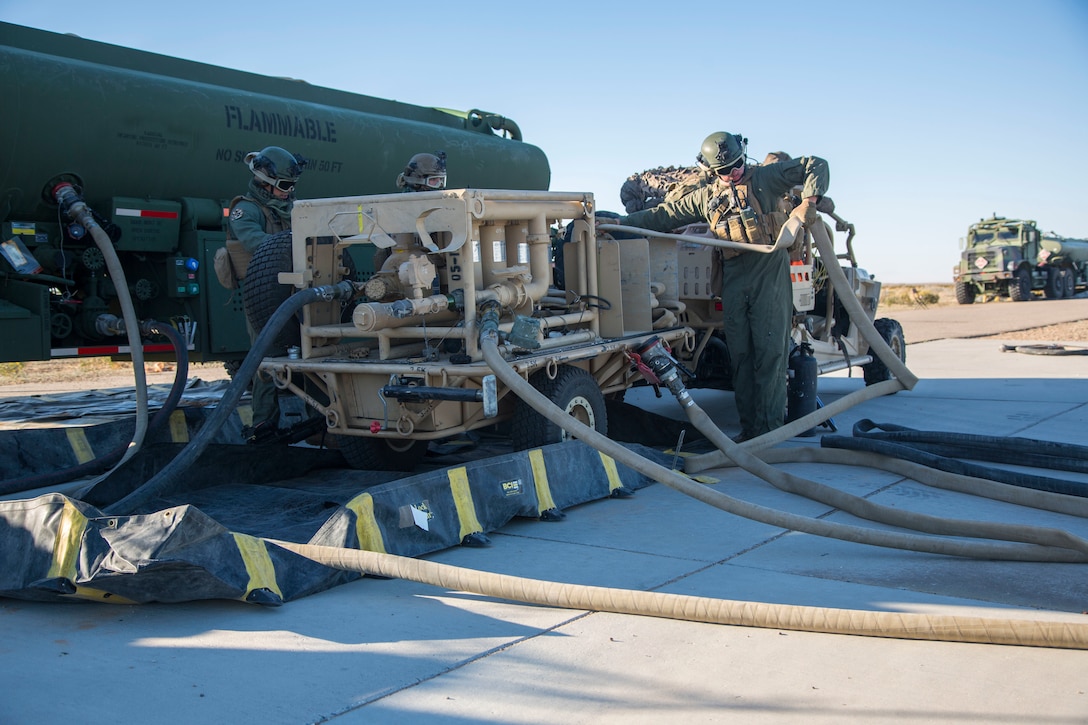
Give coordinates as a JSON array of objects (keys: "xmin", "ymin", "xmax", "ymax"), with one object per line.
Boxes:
[{"xmin": 310, "ymin": 601, "xmax": 597, "ymax": 721}]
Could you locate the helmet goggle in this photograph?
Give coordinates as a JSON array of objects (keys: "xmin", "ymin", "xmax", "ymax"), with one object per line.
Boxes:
[
  {"xmin": 252, "ymin": 167, "xmax": 299, "ymax": 193},
  {"xmin": 421, "ymin": 174, "xmax": 447, "ymax": 190}
]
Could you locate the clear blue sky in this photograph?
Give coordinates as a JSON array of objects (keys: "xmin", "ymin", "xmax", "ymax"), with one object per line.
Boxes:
[{"xmin": 4, "ymin": 1, "xmax": 1086, "ymax": 282}]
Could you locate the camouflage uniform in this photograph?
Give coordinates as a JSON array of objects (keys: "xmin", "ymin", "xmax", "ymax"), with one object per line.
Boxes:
[
  {"xmin": 226, "ymin": 177, "xmax": 293, "ymax": 433},
  {"xmin": 620, "ymin": 156, "xmax": 829, "ymax": 437}
]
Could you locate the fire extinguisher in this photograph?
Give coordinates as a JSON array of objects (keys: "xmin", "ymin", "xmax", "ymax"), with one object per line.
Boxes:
[{"xmin": 787, "ymin": 342, "xmax": 817, "ymax": 436}]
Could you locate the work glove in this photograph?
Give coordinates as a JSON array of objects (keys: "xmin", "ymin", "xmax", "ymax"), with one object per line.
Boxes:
[
  {"xmin": 815, "ymin": 196, "xmax": 835, "ymax": 215},
  {"xmin": 790, "ymin": 198, "xmax": 818, "ymax": 226}
]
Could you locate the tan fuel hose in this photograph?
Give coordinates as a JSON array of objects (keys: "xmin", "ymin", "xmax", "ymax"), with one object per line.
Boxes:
[
  {"xmin": 272, "ymin": 541, "xmax": 1088, "ymax": 650},
  {"xmin": 684, "ymin": 219, "xmax": 916, "ymax": 473},
  {"xmin": 278, "ymin": 215, "xmax": 1088, "ymax": 649}
]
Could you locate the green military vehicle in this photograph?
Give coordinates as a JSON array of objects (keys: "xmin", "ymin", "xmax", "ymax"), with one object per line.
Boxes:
[{"xmin": 953, "ymin": 215, "xmax": 1088, "ymax": 304}]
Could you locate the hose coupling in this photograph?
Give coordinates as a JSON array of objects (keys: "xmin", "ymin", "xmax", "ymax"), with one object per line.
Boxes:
[
  {"xmin": 478, "ymin": 301, "xmax": 502, "ymax": 341},
  {"xmin": 314, "ymin": 280, "xmax": 358, "ymax": 302},
  {"xmin": 95, "ymin": 313, "xmax": 127, "ymax": 337},
  {"xmin": 633, "ymin": 336, "xmax": 693, "ymax": 407}
]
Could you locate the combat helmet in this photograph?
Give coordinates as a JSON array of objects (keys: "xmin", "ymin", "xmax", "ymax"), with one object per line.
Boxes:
[
  {"xmin": 245, "ymin": 146, "xmax": 307, "ymax": 192},
  {"xmin": 397, "ymin": 151, "xmax": 448, "ymax": 191},
  {"xmin": 696, "ymin": 132, "xmax": 747, "ymax": 174}
]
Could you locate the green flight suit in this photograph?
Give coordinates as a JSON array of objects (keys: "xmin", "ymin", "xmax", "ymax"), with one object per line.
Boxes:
[
  {"xmin": 227, "ymin": 180, "xmax": 293, "ymax": 432},
  {"xmin": 620, "ymin": 156, "xmax": 829, "ymax": 437}
]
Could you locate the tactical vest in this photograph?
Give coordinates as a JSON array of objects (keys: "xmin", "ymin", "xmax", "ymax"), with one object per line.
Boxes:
[
  {"xmin": 707, "ymin": 180, "xmax": 789, "ymax": 258},
  {"xmin": 223, "ymin": 195, "xmax": 287, "ymax": 280}
]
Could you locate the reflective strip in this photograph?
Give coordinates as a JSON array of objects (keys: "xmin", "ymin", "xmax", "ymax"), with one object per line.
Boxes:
[
  {"xmin": 50, "ymin": 343, "xmax": 180, "ymax": 357},
  {"xmin": 347, "ymin": 492, "xmax": 387, "ymax": 553},
  {"xmin": 47, "ymin": 500, "xmax": 88, "ymax": 581},
  {"xmin": 529, "ymin": 449, "xmax": 557, "ymax": 514},
  {"xmin": 66, "ymin": 428, "xmax": 94, "ymax": 464},
  {"xmin": 447, "ymin": 467, "xmax": 483, "ymax": 540},
  {"xmin": 169, "ymin": 409, "xmax": 189, "ymax": 443},
  {"xmin": 238, "ymin": 405, "xmax": 254, "ymax": 427},
  {"xmin": 598, "ymin": 451, "xmax": 623, "ymax": 492},
  {"xmin": 114, "ymin": 208, "xmax": 179, "ymax": 219},
  {"xmin": 232, "ymin": 533, "xmax": 283, "ymax": 600}
]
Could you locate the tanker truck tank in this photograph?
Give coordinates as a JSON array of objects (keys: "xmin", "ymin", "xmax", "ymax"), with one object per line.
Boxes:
[
  {"xmin": 1040, "ymin": 235, "xmax": 1088, "ymax": 265},
  {"xmin": 0, "ymin": 21, "xmax": 550, "ymax": 365}
]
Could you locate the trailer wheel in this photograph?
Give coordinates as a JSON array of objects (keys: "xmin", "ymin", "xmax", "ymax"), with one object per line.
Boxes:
[
  {"xmin": 1008, "ymin": 267, "xmax": 1032, "ymax": 302},
  {"xmin": 954, "ymin": 281, "xmax": 976, "ymax": 305},
  {"xmin": 511, "ymin": 365, "xmax": 607, "ymax": 450},
  {"xmin": 337, "ymin": 435, "xmax": 429, "ymax": 471},
  {"xmin": 862, "ymin": 318, "xmax": 906, "ymax": 385},
  {"xmin": 242, "ymin": 229, "xmax": 300, "ymax": 352},
  {"xmin": 1044, "ymin": 267, "xmax": 1068, "ymax": 300}
]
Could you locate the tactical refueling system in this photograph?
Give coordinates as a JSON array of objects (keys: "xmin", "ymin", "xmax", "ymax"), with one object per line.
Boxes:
[
  {"xmin": 0, "ymin": 22, "xmax": 549, "ymax": 364},
  {"xmin": 250, "ymin": 189, "xmax": 692, "ymax": 468},
  {"xmin": 953, "ymin": 215, "xmax": 1088, "ymax": 304}
]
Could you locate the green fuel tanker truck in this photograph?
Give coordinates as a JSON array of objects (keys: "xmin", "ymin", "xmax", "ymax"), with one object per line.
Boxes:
[
  {"xmin": 953, "ymin": 215, "xmax": 1088, "ymax": 304},
  {"xmin": 0, "ymin": 22, "xmax": 549, "ymax": 364}
]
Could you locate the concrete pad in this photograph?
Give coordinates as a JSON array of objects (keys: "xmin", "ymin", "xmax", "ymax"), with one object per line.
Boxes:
[{"xmin": 2, "ymin": 338, "xmax": 1088, "ymax": 723}]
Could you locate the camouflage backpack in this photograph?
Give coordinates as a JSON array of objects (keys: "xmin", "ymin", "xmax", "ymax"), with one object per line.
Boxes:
[{"xmin": 619, "ymin": 165, "xmax": 710, "ymax": 213}]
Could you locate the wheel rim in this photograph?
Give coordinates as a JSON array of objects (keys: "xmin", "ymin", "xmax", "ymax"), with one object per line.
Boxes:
[{"xmin": 562, "ymin": 394, "xmax": 597, "ymax": 439}]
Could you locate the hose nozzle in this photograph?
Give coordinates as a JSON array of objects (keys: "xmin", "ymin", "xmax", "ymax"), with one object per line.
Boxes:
[{"xmin": 633, "ymin": 336, "xmax": 693, "ymax": 406}]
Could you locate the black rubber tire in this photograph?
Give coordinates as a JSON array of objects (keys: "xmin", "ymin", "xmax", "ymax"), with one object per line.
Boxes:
[
  {"xmin": 690, "ymin": 333, "xmax": 734, "ymax": 390},
  {"xmin": 863, "ymin": 318, "xmax": 906, "ymax": 385},
  {"xmin": 337, "ymin": 435, "xmax": 429, "ymax": 471},
  {"xmin": 1044, "ymin": 267, "xmax": 1067, "ymax": 300},
  {"xmin": 1060, "ymin": 267, "xmax": 1076, "ymax": 299},
  {"xmin": 1008, "ymin": 267, "xmax": 1032, "ymax": 302},
  {"xmin": 954, "ymin": 281, "xmax": 976, "ymax": 305},
  {"xmin": 242, "ymin": 229, "xmax": 299, "ymax": 353},
  {"xmin": 510, "ymin": 365, "xmax": 607, "ymax": 450},
  {"xmin": 222, "ymin": 358, "xmax": 244, "ymax": 379}
]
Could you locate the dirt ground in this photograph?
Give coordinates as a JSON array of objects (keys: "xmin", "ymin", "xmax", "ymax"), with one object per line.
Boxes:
[
  {"xmin": 2, "ymin": 284, "xmax": 1085, "ymax": 388},
  {"xmin": 879, "ymin": 283, "xmax": 1088, "ymax": 341}
]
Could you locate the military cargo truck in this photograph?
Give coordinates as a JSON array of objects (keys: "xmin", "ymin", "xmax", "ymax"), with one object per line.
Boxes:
[
  {"xmin": 953, "ymin": 215, "xmax": 1088, "ymax": 304},
  {"xmin": 0, "ymin": 22, "xmax": 548, "ymax": 365}
]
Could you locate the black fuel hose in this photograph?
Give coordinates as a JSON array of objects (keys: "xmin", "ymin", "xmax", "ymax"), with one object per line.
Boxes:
[
  {"xmin": 851, "ymin": 419, "xmax": 1088, "ymax": 474},
  {"xmin": 822, "ymin": 434, "xmax": 1088, "ymax": 499},
  {"xmin": 0, "ymin": 321, "xmax": 189, "ymax": 496},
  {"xmin": 103, "ymin": 281, "xmax": 355, "ymax": 515}
]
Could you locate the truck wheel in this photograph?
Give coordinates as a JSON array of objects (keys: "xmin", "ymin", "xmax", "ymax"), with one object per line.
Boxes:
[
  {"xmin": 1044, "ymin": 267, "xmax": 1067, "ymax": 299},
  {"xmin": 337, "ymin": 435, "xmax": 429, "ymax": 471},
  {"xmin": 862, "ymin": 318, "xmax": 906, "ymax": 385},
  {"xmin": 511, "ymin": 365, "xmax": 607, "ymax": 450},
  {"xmin": 1060, "ymin": 268, "xmax": 1076, "ymax": 299},
  {"xmin": 242, "ymin": 229, "xmax": 300, "ymax": 352},
  {"xmin": 954, "ymin": 281, "xmax": 976, "ymax": 305},
  {"xmin": 1008, "ymin": 267, "xmax": 1032, "ymax": 302},
  {"xmin": 692, "ymin": 333, "xmax": 733, "ymax": 390}
]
